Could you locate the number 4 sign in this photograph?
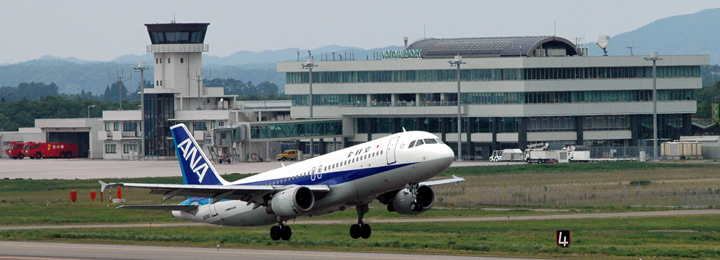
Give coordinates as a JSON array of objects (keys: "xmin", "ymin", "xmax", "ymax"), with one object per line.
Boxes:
[{"xmin": 556, "ymin": 230, "xmax": 571, "ymax": 247}]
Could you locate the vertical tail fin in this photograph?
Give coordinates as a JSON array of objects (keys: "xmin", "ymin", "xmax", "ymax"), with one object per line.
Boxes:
[{"xmin": 171, "ymin": 124, "xmax": 228, "ymax": 185}]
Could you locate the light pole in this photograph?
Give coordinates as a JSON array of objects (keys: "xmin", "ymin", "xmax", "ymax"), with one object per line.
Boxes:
[
  {"xmin": 644, "ymin": 51, "xmax": 662, "ymax": 159},
  {"xmin": 301, "ymin": 54, "xmax": 318, "ymax": 159},
  {"xmin": 449, "ymin": 55, "xmax": 465, "ymax": 161},
  {"xmin": 132, "ymin": 62, "xmax": 149, "ymax": 159},
  {"xmin": 87, "ymin": 105, "xmax": 95, "ymax": 118}
]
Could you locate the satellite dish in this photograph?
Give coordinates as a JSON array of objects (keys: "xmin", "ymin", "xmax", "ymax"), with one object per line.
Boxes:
[{"xmin": 596, "ymin": 35, "xmax": 610, "ymax": 56}]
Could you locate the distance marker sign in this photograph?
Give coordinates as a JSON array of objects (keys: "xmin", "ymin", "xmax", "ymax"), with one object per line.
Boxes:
[{"xmin": 556, "ymin": 230, "xmax": 571, "ymax": 247}]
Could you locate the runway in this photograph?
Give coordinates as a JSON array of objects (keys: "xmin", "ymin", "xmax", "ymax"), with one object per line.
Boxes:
[
  {"xmin": 1, "ymin": 209, "xmax": 718, "ymax": 231},
  {"xmin": 0, "ymin": 241, "xmax": 534, "ymax": 260}
]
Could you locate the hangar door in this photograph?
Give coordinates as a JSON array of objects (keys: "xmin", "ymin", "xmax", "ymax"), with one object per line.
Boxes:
[{"xmin": 48, "ymin": 132, "xmax": 90, "ymax": 158}]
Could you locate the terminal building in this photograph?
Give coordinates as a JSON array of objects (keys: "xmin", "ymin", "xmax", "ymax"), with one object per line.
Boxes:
[
  {"xmin": 0, "ymin": 25, "xmax": 711, "ymax": 161},
  {"xmin": 278, "ymin": 36, "xmax": 709, "ymax": 159}
]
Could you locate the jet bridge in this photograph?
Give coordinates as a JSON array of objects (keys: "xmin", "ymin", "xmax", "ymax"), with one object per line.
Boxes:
[{"xmin": 213, "ymin": 119, "xmax": 350, "ymax": 163}]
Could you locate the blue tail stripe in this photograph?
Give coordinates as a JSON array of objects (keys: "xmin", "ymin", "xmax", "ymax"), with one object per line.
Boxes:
[{"xmin": 171, "ymin": 124, "xmax": 224, "ymax": 186}]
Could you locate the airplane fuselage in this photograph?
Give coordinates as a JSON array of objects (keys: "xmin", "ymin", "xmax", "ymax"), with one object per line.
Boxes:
[{"xmin": 173, "ymin": 131, "xmax": 454, "ymax": 226}]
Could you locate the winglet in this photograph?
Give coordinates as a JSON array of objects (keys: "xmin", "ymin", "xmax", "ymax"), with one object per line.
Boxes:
[
  {"xmin": 171, "ymin": 124, "xmax": 229, "ymax": 186},
  {"xmin": 452, "ymin": 175, "xmax": 465, "ymax": 187},
  {"xmin": 99, "ymin": 180, "xmax": 110, "ymax": 192}
]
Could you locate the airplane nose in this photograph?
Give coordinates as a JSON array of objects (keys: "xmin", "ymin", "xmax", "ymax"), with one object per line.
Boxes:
[{"xmin": 436, "ymin": 143, "xmax": 455, "ymax": 165}]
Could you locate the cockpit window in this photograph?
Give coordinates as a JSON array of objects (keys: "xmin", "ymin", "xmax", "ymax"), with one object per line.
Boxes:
[
  {"xmin": 423, "ymin": 138, "xmax": 438, "ymax": 144},
  {"xmin": 415, "ymin": 139, "xmax": 424, "ymax": 147},
  {"xmin": 408, "ymin": 140, "xmax": 416, "ymax": 148}
]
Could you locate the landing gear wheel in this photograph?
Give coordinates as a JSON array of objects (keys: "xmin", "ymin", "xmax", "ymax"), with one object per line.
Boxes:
[
  {"xmin": 270, "ymin": 225, "xmax": 281, "ymax": 241},
  {"xmin": 280, "ymin": 225, "xmax": 292, "ymax": 240},
  {"xmin": 350, "ymin": 204, "xmax": 371, "ymax": 239},
  {"xmin": 360, "ymin": 224, "xmax": 371, "ymax": 239},
  {"xmin": 350, "ymin": 224, "xmax": 361, "ymax": 239}
]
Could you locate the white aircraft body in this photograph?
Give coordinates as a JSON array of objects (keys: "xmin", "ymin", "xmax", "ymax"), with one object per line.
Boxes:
[{"xmin": 100, "ymin": 123, "xmax": 463, "ymax": 240}]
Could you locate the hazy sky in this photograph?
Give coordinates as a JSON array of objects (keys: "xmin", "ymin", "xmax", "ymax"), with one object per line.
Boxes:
[{"xmin": 2, "ymin": 0, "xmax": 719, "ymax": 64}]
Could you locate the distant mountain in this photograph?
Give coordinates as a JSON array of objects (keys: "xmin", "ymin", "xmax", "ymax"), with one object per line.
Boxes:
[
  {"xmin": 588, "ymin": 8, "xmax": 720, "ymax": 64},
  {"xmin": 203, "ymin": 45, "xmax": 402, "ymax": 65},
  {"xmin": 0, "ymin": 45, "xmax": 403, "ymax": 95}
]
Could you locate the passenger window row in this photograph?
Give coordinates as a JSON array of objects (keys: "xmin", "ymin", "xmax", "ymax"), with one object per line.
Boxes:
[{"xmin": 271, "ymin": 147, "xmax": 386, "ymax": 185}]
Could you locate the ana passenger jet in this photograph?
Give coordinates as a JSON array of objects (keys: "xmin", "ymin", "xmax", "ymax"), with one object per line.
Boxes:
[{"xmin": 100, "ymin": 123, "xmax": 463, "ymax": 240}]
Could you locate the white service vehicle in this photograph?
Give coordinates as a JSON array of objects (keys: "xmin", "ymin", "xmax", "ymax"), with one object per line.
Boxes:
[{"xmin": 489, "ymin": 149, "xmax": 524, "ymax": 162}]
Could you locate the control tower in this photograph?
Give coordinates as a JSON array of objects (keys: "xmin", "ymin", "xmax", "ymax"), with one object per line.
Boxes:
[{"xmin": 143, "ymin": 23, "xmax": 212, "ymax": 157}]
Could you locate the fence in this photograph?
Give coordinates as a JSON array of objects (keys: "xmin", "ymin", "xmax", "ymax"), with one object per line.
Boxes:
[
  {"xmin": 434, "ymin": 168, "xmax": 720, "ymax": 209},
  {"xmin": 436, "ymin": 185, "xmax": 720, "ymax": 208}
]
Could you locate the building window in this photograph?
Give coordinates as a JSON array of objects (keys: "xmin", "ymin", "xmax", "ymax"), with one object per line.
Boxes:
[
  {"xmin": 123, "ymin": 144, "xmax": 137, "ymax": 154},
  {"xmin": 193, "ymin": 122, "xmax": 207, "ymax": 131},
  {"xmin": 113, "ymin": 122, "xmax": 120, "ymax": 131},
  {"xmin": 105, "ymin": 144, "xmax": 116, "ymax": 154},
  {"xmin": 180, "ymin": 58, "xmax": 184, "ymax": 63},
  {"xmin": 123, "ymin": 122, "xmax": 137, "ymax": 132},
  {"xmin": 105, "ymin": 122, "xmax": 112, "ymax": 131},
  {"xmin": 168, "ymin": 58, "xmax": 171, "ymax": 63}
]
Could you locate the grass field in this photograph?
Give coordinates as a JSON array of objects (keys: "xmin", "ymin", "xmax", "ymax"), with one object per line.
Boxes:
[
  {"xmin": 2, "ymin": 215, "xmax": 720, "ymax": 259},
  {"xmin": 2, "ymin": 162, "xmax": 720, "ymax": 259}
]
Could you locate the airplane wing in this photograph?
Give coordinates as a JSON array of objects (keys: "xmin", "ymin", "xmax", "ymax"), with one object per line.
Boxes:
[
  {"xmin": 419, "ymin": 175, "xmax": 465, "ymax": 186},
  {"xmin": 117, "ymin": 205, "xmax": 198, "ymax": 211},
  {"xmin": 100, "ymin": 180, "xmax": 330, "ymax": 205}
]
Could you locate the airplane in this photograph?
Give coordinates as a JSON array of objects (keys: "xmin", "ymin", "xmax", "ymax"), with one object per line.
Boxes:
[{"xmin": 100, "ymin": 123, "xmax": 464, "ymax": 240}]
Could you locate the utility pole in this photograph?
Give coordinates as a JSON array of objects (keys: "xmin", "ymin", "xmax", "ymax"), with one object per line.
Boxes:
[
  {"xmin": 645, "ymin": 51, "xmax": 662, "ymax": 159},
  {"xmin": 189, "ymin": 68, "xmax": 211, "ymax": 110},
  {"xmin": 449, "ymin": 55, "xmax": 465, "ymax": 161},
  {"xmin": 132, "ymin": 62, "xmax": 150, "ymax": 159},
  {"xmin": 108, "ymin": 70, "xmax": 132, "ymax": 110},
  {"xmin": 302, "ymin": 51, "xmax": 318, "ymax": 159}
]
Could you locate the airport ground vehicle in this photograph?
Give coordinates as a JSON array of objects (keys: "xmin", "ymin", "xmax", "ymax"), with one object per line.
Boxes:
[
  {"xmin": 4, "ymin": 141, "xmax": 25, "ymax": 159},
  {"xmin": 23, "ymin": 142, "xmax": 78, "ymax": 159},
  {"xmin": 489, "ymin": 149, "xmax": 524, "ymax": 162},
  {"xmin": 276, "ymin": 149, "xmax": 299, "ymax": 161},
  {"xmin": 525, "ymin": 149, "xmax": 566, "ymax": 163},
  {"xmin": 564, "ymin": 146, "xmax": 592, "ymax": 162}
]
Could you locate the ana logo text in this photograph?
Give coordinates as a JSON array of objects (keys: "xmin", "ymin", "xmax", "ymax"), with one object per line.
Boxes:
[{"xmin": 178, "ymin": 138, "xmax": 209, "ymax": 183}]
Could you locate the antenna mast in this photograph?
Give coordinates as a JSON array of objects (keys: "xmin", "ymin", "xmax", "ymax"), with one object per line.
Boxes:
[
  {"xmin": 108, "ymin": 69, "xmax": 132, "ymax": 110},
  {"xmin": 189, "ymin": 68, "xmax": 211, "ymax": 110}
]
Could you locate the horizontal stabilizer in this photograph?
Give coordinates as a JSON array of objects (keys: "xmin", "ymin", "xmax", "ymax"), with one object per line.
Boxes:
[{"xmin": 117, "ymin": 205, "xmax": 198, "ymax": 212}]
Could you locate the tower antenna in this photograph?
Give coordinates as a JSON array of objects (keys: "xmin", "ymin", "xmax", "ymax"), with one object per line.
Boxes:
[
  {"xmin": 107, "ymin": 69, "xmax": 132, "ymax": 110},
  {"xmin": 189, "ymin": 68, "xmax": 212, "ymax": 110}
]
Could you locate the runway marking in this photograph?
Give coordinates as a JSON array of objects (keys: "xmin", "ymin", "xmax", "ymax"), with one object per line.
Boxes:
[
  {"xmin": 0, "ymin": 243, "xmax": 451, "ymax": 260},
  {"xmin": 0, "ymin": 257, "xmax": 83, "ymax": 260}
]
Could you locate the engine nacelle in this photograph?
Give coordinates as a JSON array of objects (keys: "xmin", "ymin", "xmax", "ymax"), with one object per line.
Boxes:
[
  {"xmin": 269, "ymin": 186, "xmax": 315, "ymax": 217},
  {"xmin": 390, "ymin": 185, "xmax": 435, "ymax": 215}
]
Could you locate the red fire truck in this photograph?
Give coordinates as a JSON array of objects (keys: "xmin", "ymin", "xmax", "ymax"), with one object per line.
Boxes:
[
  {"xmin": 4, "ymin": 141, "xmax": 26, "ymax": 159},
  {"xmin": 23, "ymin": 142, "xmax": 79, "ymax": 159}
]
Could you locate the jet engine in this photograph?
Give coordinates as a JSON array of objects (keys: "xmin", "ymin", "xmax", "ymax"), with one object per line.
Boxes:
[
  {"xmin": 268, "ymin": 186, "xmax": 315, "ymax": 217},
  {"xmin": 387, "ymin": 185, "xmax": 435, "ymax": 215}
]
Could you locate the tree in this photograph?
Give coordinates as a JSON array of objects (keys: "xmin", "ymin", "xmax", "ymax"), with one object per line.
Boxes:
[
  {"xmin": 101, "ymin": 81, "xmax": 128, "ymax": 104},
  {"xmin": 127, "ymin": 80, "xmax": 153, "ymax": 101}
]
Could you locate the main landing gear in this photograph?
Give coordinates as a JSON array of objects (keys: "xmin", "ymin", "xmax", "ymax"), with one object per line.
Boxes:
[
  {"xmin": 350, "ymin": 204, "xmax": 371, "ymax": 239},
  {"xmin": 270, "ymin": 223, "xmax": 292, "ymax": 241}
]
